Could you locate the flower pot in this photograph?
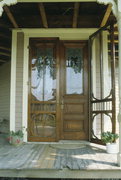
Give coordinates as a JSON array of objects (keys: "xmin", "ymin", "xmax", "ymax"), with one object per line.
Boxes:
[
  {"xmin": 106, "ymin": 143, "xmax": 118, "ymax": 154},
  {"xmin": 9, "ymin": 136, "xmax": 23, "ymax": 146}
]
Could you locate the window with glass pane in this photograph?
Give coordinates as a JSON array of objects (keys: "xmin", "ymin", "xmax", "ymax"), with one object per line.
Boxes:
[
  {"xmin": 31, "ymin": 48, "xmax": 56, "ymax": 101},
  {"xmin": 66, "ymin": 48, "xmax": 83, "ymax": 94},
  {"xmin": 30, "ymin": 46, "xmax": 56, "ymax": 138}
]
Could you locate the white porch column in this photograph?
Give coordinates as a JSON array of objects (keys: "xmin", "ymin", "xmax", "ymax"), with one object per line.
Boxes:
[
  {"xmin": 117, "ymin": 1, "xmax": 121, "ymax": 166},
  {"xmin": 10, "ymin": 30, "xmax": 17, "ymax": 131}
]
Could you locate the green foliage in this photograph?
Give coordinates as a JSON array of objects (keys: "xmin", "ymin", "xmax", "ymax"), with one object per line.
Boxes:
[
  {"xmin": 10, "ymin": 130, "xmax": 24, "ymax": 138},
  {"xmin": 35, "ymin": 48, "xmax": 56, "ymax": 80},
  {"xmin": 101, "ymin": 131, "xmax": 119, "ymax": 144},
  {"xmin": 67, "ymin": 48, "xmax": 83, "ymax": 74},
  {"xmin": 36, "ymin": 55, "xmax": 56, "ymax": 79}
]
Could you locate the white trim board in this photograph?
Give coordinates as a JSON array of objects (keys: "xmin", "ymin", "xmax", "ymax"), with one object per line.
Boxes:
[
  {"xmin": 17, "ymin": 0, "xmax": 96, "ymax": 2},
  {"xmin": 14, "ymin": 28, "xmax": 98, "ymax": 40},
  {"xmin": 13, "ymin": 28, "xmax": 98, "ymax": 33},
  {"xmin": 10, "ymin": 31, "xmax": 17, "ymax": 131},
  {"xmin": 22, "ymin": 34, "xmax": 29, "ymax": 142}
]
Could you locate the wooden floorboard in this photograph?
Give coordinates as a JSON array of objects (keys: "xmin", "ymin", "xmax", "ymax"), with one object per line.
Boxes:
[
  {"xmin": 0, "ymin": 143, "xmax": 119, "ymax": 170},
  {"xmin": 0, "ymin": 142, "xmax": 121, "ymax": 178}
]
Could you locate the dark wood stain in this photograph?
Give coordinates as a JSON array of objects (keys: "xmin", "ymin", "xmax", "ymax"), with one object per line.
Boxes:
[{"xmin": 28, "ymin": 39, "xmax": 89, "ymax": 142}]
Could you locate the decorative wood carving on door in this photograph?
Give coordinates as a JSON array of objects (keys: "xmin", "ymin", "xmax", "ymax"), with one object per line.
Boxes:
[
  {"xmin": 89, "ymin": 24, "xmax": 116, "ymax": 144},
  {"xmin": 28, "ymin": 38, "xmax": 59, "ymax": 142},
  {"xmin": 60, "ymin": 41, "xmax": 89, "ymax": 140},
  {"xmin": 28, "ymin": 39, "xmax": 89, "ymax": 142}
]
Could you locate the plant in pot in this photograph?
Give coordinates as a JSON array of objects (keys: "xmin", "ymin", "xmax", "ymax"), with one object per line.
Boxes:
[
  {"xmin": 101, "ymin": 131, "xmax": 119, "ymax": 154},
  {"xmin": 8, "ymin": 129, "xmax": 24, "ymax": 146}
]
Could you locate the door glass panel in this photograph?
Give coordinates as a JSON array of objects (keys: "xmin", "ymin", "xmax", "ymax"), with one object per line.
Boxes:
[
  {"xmin": 66, "ymin": 48, "xmax": 83, "ymax": 94},
  {"xmin": 31, "ymin": 48, "xmax": 56, "ymax": 101},
  {"xmin": 30, "ymin": 46, "xmax": 56, "ymax": 138}
]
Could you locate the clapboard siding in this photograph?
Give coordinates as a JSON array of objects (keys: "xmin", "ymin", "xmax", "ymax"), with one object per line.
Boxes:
[
  {"xmin": 15, "ymin": 32, "xmax": 24, "ymax": 131},
  {"xmin": 0, "ymin": 62, "xmax": 10, "ymax": 121},
  {"xmin": 116, "ymin": 62, "xmax": 119, "ymax": 134}
]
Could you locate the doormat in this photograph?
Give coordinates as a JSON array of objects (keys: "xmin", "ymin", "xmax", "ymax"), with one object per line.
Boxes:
[{"xmin": 50, "ymin": 144, "xmax": 86, "ymax": 149}]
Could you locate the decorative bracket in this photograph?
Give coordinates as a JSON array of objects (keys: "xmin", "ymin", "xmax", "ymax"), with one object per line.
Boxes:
[
  {"xmin": 97, "ymin": 0, "xmax": 118, "ymax": 17},
  {"xmin": 0, "ymin": 0, "xmax": 17, "ymax": 16}
]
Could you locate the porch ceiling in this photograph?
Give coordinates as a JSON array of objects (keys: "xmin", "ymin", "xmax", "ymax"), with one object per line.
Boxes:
[
  {"xmin": 1, "ymin": 2, "xmax": 116, "ymax": 28},
  {"xmin": 0, "ymin": 2, "xmax": 118, "ymax": 66}
]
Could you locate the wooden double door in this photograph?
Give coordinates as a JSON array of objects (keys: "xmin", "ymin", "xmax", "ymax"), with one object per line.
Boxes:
[{"xmin": 28, "ymin": 38, "xmax": 89, "ymax": 142}]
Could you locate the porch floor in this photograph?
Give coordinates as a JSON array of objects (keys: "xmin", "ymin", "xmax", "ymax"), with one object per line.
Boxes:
[{"xmin": 0, "ymin": 134, "xmax": 121, "ymax": 179}]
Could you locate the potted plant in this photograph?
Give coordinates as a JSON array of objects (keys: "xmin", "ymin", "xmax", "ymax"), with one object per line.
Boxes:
[
  {"xmin": 8, "ymin": 129, "xmax": 24, "ymax": 146},
  {"xmin": 101, "ymin": 131, "xmax": 119, "ymax": 154}
]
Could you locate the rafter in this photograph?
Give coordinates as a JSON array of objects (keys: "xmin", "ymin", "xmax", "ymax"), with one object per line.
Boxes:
[
  {"xmin": 0, "ymin": 33, "xmax": 11, "ymax": 39},
  {"xmin": 3, "ymin": 5, "xmax": 18, "ymax": 28},
  {"xmin": 100, "ymin": 3, "xmax": 112, "ymax": 27},
  {"xmin": 0, "ymin": 46, "xmax": 11, "ymax": 51},
  {"xmin": 0, "ymin": 52, "xmax": 11, "ymax": 57},
  {"xmin": 72, "ymin": 2, "xmax": 80, "ymax": 28},
  {"xmin": 0, "ymin": 22, "xmax": 10, "ymax": 28},
  {"xmin": 38, "ymin": 3, "xmax": 48, "ymax": 28},
  {"xmin": 0, "ymin": 59, "xmax": 7, "ymax": 62}
]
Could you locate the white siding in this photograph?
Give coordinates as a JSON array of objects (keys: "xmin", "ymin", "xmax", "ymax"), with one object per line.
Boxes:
[
  {"xmin": 0, "ymin": 62, "xmax": 10, "ymax": 122},
  {"xmin": 116, "ymin": 61, "xmax": 119, "ymax": 134}
]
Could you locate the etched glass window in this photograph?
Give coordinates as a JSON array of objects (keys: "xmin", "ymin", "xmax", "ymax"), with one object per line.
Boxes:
[
  {"xmin": 31, "ymin": 48, "xmax": 56, "ymax": 101},
  {"xmin": 66, "ymin": 48, "xmax": 83, "ymax": 94},
  {"xmin": 30, "ymin": 46, "xmax": 56, "ymax": 138}
]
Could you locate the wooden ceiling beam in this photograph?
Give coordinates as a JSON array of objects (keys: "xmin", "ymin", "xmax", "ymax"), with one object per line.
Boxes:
[
  {"xmin": 0, "ymin": 22, "xmax": 10, "ymax": 29},
  {"xmin": 0, "ymin": 52, "xmax": 11, "ymax": 57},
  {"xmin": 0, "ymin": 46, "xmax": 11, "ymax": 51},
  {"xmin": 0, "ymin": 33, "xmax": 11, "ymax": 39},
  {"xmin": 0, "ymin": 59, "xmax": 7, "ymax": 62},
  {"xmin": 3, "ymin": 5, "xmax": 19, "ymax": 28},
  {"xmin": 38, "ymin": 3, "xmax": 48, "ymax": 28},
  {"xmin": 72, "ymin": 2, "xmax": 80, "ymax": 28},
  {"xmin": 100, "ymin": 3, "xmax": 112, "ymax": 27}
]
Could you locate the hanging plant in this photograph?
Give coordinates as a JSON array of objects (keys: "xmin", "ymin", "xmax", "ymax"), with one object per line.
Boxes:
[
  {"xmin": 33, "ymin": 48, "xmax": 56, "ymax": 80},
  {"xmin": 66, "ymin": 48, "xmax": 83, "ymax": 73}
]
